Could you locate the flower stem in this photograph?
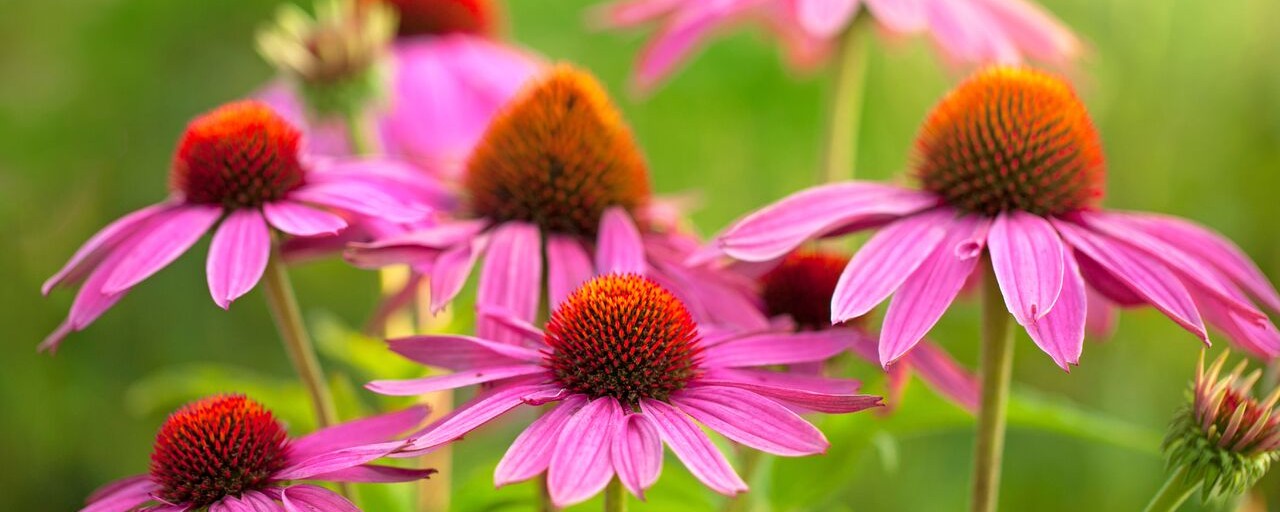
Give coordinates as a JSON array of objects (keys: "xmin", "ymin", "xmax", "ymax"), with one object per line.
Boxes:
[
  {"xmin": 604, "ymin": 478, "xmax": 626, "ymax": 512},
  {"xmin": 539, "ymin": 474, "xmax": 555, "ymax": 512},
  {"xmin": 1143, "ymin": 466, "xmax": 1199, "ymax": 512},
  {"xmin": 723, "ymin": 448, "xmax": 761, "ymax": 512},
  {"xmin": 343, "ymin": 108, "xmax": 380, "ymax": 156},
  {"xmin": 261, "ymin": 250, "xmax": 339, "ymax": 429},
  {"xmin": 970, "ymin": 263, "xmax": 1015, "ymax": 512},
  {"xmin": 818, "ymin": 16, "xmax": 871, "ymax": 184}
]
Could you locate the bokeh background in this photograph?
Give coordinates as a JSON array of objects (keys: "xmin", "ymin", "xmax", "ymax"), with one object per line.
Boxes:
[{"xmin": 3, "ymin": 0, "xmax": 1279, "ymax": 510}]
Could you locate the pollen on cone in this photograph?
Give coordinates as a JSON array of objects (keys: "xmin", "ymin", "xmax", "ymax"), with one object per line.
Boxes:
[{"xmin": 171, "ymin": 101, "xmax": 305, "ymax": 208}]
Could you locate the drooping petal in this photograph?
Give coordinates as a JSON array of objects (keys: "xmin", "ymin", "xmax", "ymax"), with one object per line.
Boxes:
[
  {"xmin": 290, "ymin": 405, "xmax": 430, "ymax": 460},
  {"xmin": 430, "ymin": 233, "xmax": 489, "ymax": 313},
  {"xmin": 690, "ymin": 380, "xmax": 883, "ymax": 414},
  {"xmin": 633, "ymin": 1, "xmax": 755, "ymax": 91},
  {"xmin": 701, "ymin": 330, "xmax": 849, "ymax": 368},
  {"xmin": 82, "ymin": 475, "xmax": 157, "ymax": 512},
  {"xmin": 613, "ymin": 413, "xmax": 663, "ymax": 499},
  {"xmin": 795, "ymin": 0, "xmax": 859, "ymax": 39},
  {"xmin": 386, "ymin": 335, "xmax": 543, "ymax": 370},
  {"xmin": 276, "ymin": 441, "xmax": 406, "ymax": 480},
  {"xmin": 978, "ymin": 0, "xmax": 1081, "ymax": 63},
  {"xmin": 1084, "ymin": 287, "xmax": 1117, "ymax": 339},
  {"xmin": 43, "ymin": 203, "xmax": 172, "ymax": 294},
  {"xmin": 290, "ymin": 181, "xmax": 428, "ymax": 224},
  {"xmin": 547, "ymin": 235, "xmax": 594, "ymax": 309},
  {"xmin": 262, "ymin": 201, "xmax": 348, "ymax": 237},
  {"xmin": 879, "ymin": 215, "xmax": 990, "ymax": 366},
  {"xmin": 704, "ymin": 367, "xmax": 860, "ymax": 395},
  {"xmin": 596, "ymin": 207, "xmax": 647, "ymax": 275},
  {"xmin": 639, "ymin": 398, "xmax": 747, "ymax": 496},
  {"xmin": 311, "ymin": 465, "xmax": 437, "ymax": 483},
  {"xmin": 102, "ymin": 205, "xmax": 223, "ymax": 293},
  {"xmin": 902, "ymin": 341, "xmax": 980, "ymax": 412},
  {"xmin": 280, "ymin": 484, "xmax": 359, "ymax": 512},
  {"xmin": 1024, "ymin": 249, "xmax": 1086, "ymax": 370},
  {"xmin": 477, "ymin": 222, "xmax": 542, "ymax": 344},
  {"xmin": 987, "ymin": 211, "xmax": 1065, "ymax": 325},
  {"xmin": 594, "ymin": 0, "xmax": 686, "ymax": 27},
  {"xmin": 399, "ymin": 382, "xmax": 561, "ymax": 454},
  {"xmin": 671, "ymin": 386, "xmax": 828, "ymax": 456},
  {"xmin": 495, "ymin": 396, "xmax": 588, "ymax": 486},
  {"xmin": 717, "ymin": 183, "xmax": 939, "ymax": 262},
  {"xmin": 206, "ymin": 209, "xmax": 271, "ymax": 309},
  {"xmin": 548, "ymin": 397, "xmax": 624, "ymax": 507},
  {"xmin": 831, "ymin": 209, "xmax": 950, "ymax": 322},
  {"xmin": 367, "ymin": 365, "xmax": 546, "ymax": 396}
]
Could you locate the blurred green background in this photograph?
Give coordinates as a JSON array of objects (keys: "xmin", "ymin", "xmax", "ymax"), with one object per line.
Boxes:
[{"xmin": 2, "ymin": 0, "xmax": 1279, "ymax": 510}]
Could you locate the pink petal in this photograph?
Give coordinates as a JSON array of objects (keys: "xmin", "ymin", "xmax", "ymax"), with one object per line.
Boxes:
[
  {"xmin": 386, "ymin": 335, "xmax": 543, "ymax": 370},
  {"xmin": 290, "ymin": 405, "xmax": 430, "ymax": 460},
  {"xmin": 367, "ymin": 364, "xmax": 545, "ymax": 396},
  {"xmin": 429, "ymin": 234, "xmax": 488, "ymax": 313},
  {"xmin": 1084, "ymin": 287, "xmax": 1117, "ymax": 339},
  {"xmin": 613, "ymin": 413, "xmax": 663, "ymax": 499},
  {"xmin": 236, "ymin": 490, "xmax": 280, "ymax": 511},
  {"xmin": 547, "ymin": 235, "xmax": 594, "ymax": 308},
  {"xmin": 311, "ymin": 464, "xmax": 437, "ymax": 483},
  {"xmin": 263, "ymin": 201, "xmax": 348, "ymax": 237},
  {"xmin": 705, "ymin": 367, "xmax": 860, "ymax": 395},
  {"xmin": 902, "ymin": 341, "xmax": 980, "ymax": 412},
  {"xmin": 671, "ymin": 386, "xmax": 828, "ymax": 456},
  {"xmin": 987, "ymin": 211, "xmax": 1065, "ymax": 325},
  {"xmin": 977, "ymin": 0, "xmax": 1080, "ymax": 63},
  {"xmin": 1199, "ymin": 293, "xmax": 1280, "ymax": 359},
  {"xmin": 477, "ymin": 222, "xmax": 543, "ymax": 344},
  {"xmin": 1075, "ymin": 251, "xmax": 1144, "ymax": 306},
  {"xmin": 593, "ymin": 0, "xmax": 685, "ymax": 27},
  {"xmin": 280, "ymin": 485, "xmax": 359, "ymax": 512},
  {"xmin": 795, "ymin": 0, "xmax": 860, "ymax": 38},
  {"xmin": 879, "ymin": 215, "xmax": 990, "ymax": 366},
  {"xmin": 290, "ymin": 181, "xmax": 428, "ymax": 224},
  {"xmin": 718, "ymin": 183, "xmax": 938, "ymax": 262},
  {"xmin": 702, "ymin": 330, "xmax": 849, "ymax": 368},
  {"xmin": 206, "ymin": 209, "xmax": 271, "ymax": 309},
  {"xmin": 43, "ymin": 203, "xmax": 171, "ymax": 295},
  {"xmin": 648, "ymin": 257, "xmax": 771, "ymax": 331},
  {"xmin": 1053, "ymin": 219, "xmax": 1208, "ymax": 342},
  {"xmin": 639, "ymin": 398, "xmax": 747, "ymax": 496},
  {"xmin": 277, "ymin": 441, "xmax": 406, "ymax": 480},
  {"xmin": 83, "ymin": 475, "xmax": 157, "ymax": 512},
  {"xmin": 864, "ymin": 0, "xmax": 925, "ymax": 31},
  {"xmin": 831, "ymin": 209, "xmax": 950, "ymax": 322},
  {"xmin": 401, "ymin": 382, "xmax": 560, "ymax": 454},
  {"xmin": 596, "ymin": 207, "xmax": 647, "ymax": 276},
  {"xmin": 1023, "ymin": 250, "xmax": 1086, "ymax": 370},
  {"xmin": 633, "ymin": 1, "xmax": 753, "ymax": 91},
  {"xmin": 548, "ymin": 397, "xmax": 624, "ymax": 507},
  {"xmin": 102, "ymin": 205, "xmax": 222, "ymax": 293},
  {"xmin": 495, "ymin": 396, "xmax": 588, "ymax": 486},
  {"xmin": 691, "ymin": 379, "xmax": 883, "ymax": 413}
]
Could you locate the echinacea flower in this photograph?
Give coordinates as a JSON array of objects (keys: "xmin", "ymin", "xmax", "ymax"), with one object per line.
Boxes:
[
  {"xmin": 757, "ymin": 250, "xmax": 979, "ymax": 410},
  {"xmin": 40, "ymin": 101, "xmax": 429, "ymax": 352},
  {"xmin": 709, "ymin": 66, "xmax": 1280, "ymax": 369},
  {"xmin": 370, "ymin": 273, "xmax": 882, "ymax": 507},
  {"xmin": 81, "ymin": 394, "xmax": 434, "ymax": 512},
  {"xmin": 593, "ymin": 0, "xmax": 1080, "ymax": 91},
  {"xmin": 346, "ymin": 64, "xmax": 768, "ymax": 342}
]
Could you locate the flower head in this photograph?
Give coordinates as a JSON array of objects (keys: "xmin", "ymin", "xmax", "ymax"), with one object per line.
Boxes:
[
  {"xmin": 172, "ymin": 101, "xmax": 306, "ymax": 208},
  {"xmin": 1164, "ymin": 351, "xmax": 1280, "ymax": 499},
  {"xmin": 82, "ymin": 395, "xmax": 433, "ymax": 511},
  {"xmin": 760, "ymin": 250, "xmax": 852, "ymax": 331},
  {"xmin": 367, "ymin": 0, "xmax": 496, "ymax": 37}
]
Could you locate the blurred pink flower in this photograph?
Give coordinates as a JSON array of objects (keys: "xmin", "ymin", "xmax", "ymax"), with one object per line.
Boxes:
[
  {"xmin": 81, "ymin": 395, "xmax": 432, "ymax": 512},
  {"xmin": 707, "ymin": 67, "xmax": 1280, "ymax": 369},
  {"xmin": 594, "ymin": 0, "xmax": 1081, "ymax": 91},
  {"xmin": 372, "ymin": 274, "xmax": 881, "ymax": 507},
  {"xmin": 40, "ymin": 101, "xmax": 430, "ymax": 352}
]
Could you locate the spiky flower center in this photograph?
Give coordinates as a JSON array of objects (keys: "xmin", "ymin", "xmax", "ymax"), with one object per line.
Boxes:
[
  {"xmin": 365, "ymin": 0, "xmax": 494, "ymax": 37},
  {"xmin": 914, "ymin": 67, "xmax": 1105, "ymax": 216},
  {"xmin": 761, "ymin": 250, "xmax": 854, "ymax": 330},
  {"xmin": 464, "ymin": 65, "xmax": 651, "ymax": 236},
  {"xmin": 543, "ymin": 274, "xmax": 702, "ymax": 405},
  {"xmin": 149, "ymin": 395, "xmax": 290, "ymax": 507},
  {"xmin": 171, "ymin": 101, "xmax": 305, "ymax": 209}
]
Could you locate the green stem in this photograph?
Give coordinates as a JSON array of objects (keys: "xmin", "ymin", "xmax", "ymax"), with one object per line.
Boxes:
[
  {"xmin": 604, "ymin": 478, "xmax": 626, "ymax": 512},
  {"xmin": 262, "ymin": 250, "xmax": 339, "ymax": 429},
  {"xmin": 818, "ymin": 16, "xmax": 871, "ymax": 184},
  {"xmin": 1143, "ymin": 466, "xmax": 1199, "ymax": 512},
  {"xmin": 538, "ymin": 473, "xmax": 555, "ymax": 512},
  {"xmin": 970, "ymin": 263, "xmax": 1015, "ymax": 512},
  {"xmin": 343, "ymin": 108, "xmax": 380, "ymax": 156},
  {"xmin": 723, "ymin": 448, "xmax": 761, "ymax": 512}
]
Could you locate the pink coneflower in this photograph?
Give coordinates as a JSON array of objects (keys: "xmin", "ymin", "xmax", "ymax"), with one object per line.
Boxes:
[
  {"xmin": 81, "ymin": 395, "xmax": 433, "ymax": 512},
  {"xmin": 757, "ymin": 250, "xmax": 979, "ymax": 411},
  {"xmin": 346, "ymin": 65, "xmax": 769, "ymax": 341},
  {"xmin": 369, "ymin": 273, "xmax": 881, "ymax": 507},
  {"xmin": 593, "ymin": 0, "xmax": 1080, "ymax": 91},
  {"xmin": 711, "ymin": 66, "xmax": 1280, "ymax": 369},
  {"xmin": 40, "ymin": 101, "xmax": 430, "ymax": 352}
]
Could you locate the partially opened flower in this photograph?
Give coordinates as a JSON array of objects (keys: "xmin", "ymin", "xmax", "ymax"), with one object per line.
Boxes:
[
  {"xmin": 81, "ymin": 395, "xmax": 434, "ymax": 512},
  {"xmin": 593, "ymin": 0, "xmax": 1081, "ymax": 91},
  {"xmin": 709, "ymin": 66, "xmax": 1280, "ymax": 369},
  {"xmin": 369, "ymin": 272, "xmax": 881, "ymax": 507},
  {"xmin": 40, "ymin": 100, "xmax": 430, "ymax": 352}
]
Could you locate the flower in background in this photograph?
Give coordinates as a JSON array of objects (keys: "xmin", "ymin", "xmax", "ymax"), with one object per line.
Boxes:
[
  {"xmin": 80, "ymin": 395, "xmax": 433, "ymax": 512},
  {"xmin": 40, "ymin": 101, "xmax": 430, "ymax": 352},
  {"xmin": 593, "ymin": 0, "xmax": 1080, "ymax": 91},
  {"xmin": 346, "ymin": 64, "xmax": 768, "ymax": 343},
  {"xmin": 370, "ymin": 272, "xmax": 881, "ymax": 507},
  {"xmin": 756, "ymin": 250, "xmax": 979, "ymax": 411},
  {"xmin": 708, "ymin": 66, "xmax": 1280, "ymax": 369}
]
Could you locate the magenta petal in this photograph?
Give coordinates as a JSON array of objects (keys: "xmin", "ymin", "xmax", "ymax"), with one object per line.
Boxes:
[
  {"xmin": 864, "ymin": 0, "xmax": 925, "ymax": 31},
  {"xmin": 640, "ymin": 398, "xmax": 746, "ymax": 496},
  {"xmin": 367, "ymin": 364, "xmax": 545, "ymax": 396},
  {"xmin": 987, "ymin": 211, "xmax": 1065, "ymax": 325},
  {"xmin": 477, "ymin": 222, "xmax": 542, "ymax": 344},
  {"xmin": 430, "ymin": 234, "xmax": 488, "ymax": 313},
  {"xmin": 277, "ymin": 441, "xmax": 405, "ymax": 480},
  {"xmin": 1053, "ymin": 219, "xmax": 1208, "ymax": 342},
  {"xmin": 702, "ymin": 330, "xmax": 849, "ymax": 368},
  {"xmin": 82, "ymin": 474, "xmax": 156, "ymax": 512},
  {"xmin": 902, "ymin": 341, "xmax": 980, "ymax": 412},
  {"xmin": 613, "ymin": 413, "xmax": 663, "ymax": 499},
  {"xmin": 1024, "ymin": 250, "xmax": 1087, "ymax": 370},
  {"xmin": 595, "ymin": 0, "xmax": 685, "ymax": 27},
  {"xmin": 691, "ymin": 379, "xmax": 883, "ymax": 414},
  {"xmin": 548, "ymin": 397, "xmax": 623, "ymax": 507},
  {"xmin": 1199, "ymin": 293, "xmax": 1280, "ymax": 358},
  {"xmin": 978, "ymin": 0, "xmax": 1080, "ymax": 63},
  {"xmin": 705, "ymin": 368, "xmax": 860, "ymax": 395},
  {"xmin": 718, "ymin": 183, "xmax": 938, "ymax": 262},
  {"xmin": 795, "ymin": 0, "xmax": 859, "ymax": 38},
  {"xmin": 671, "ymin": 386, "xmax": 828, "ymax": 456},
  {"xmin": 386, "ymin": 335, "xmax": 543, "ymax": 369},
  {"xmin": 206, "ymin": 209, "xmax": 271, "ymax": 309},
  {"xmin": 1084, "ymin": 287, "xmax": 1118, "ymax": 339},
  {"xmin": 879, "ymin": 215, "xmax": 990, "ymax": 366},
  {"xmin": 596, "ymin": 207, "xmax": 647, "ymax": 276},
  {"xmin": 102, "ymin": 205, "xmax": 222, "ymax": 293},
  {"xmin": 401, "ymin": 382, "xmax": 558, "ymax": 454},
  {"xmin": 831, "ymin": 210, "xmax": 950, "ymax": 322},
  {"xmin": 280, "ymin": 484, "xmax": 359, "ymax": 512},
  {"xmin": 291, "ymin": 405, "xmax": 430, "ymax": 460},
  {"xmin": 263, "ymin": 201, "xmax": 348, "ymax": 237},
  {"xmin": 290, "ymin": 181, "xmax": 428, "ymax": 224},
  {"xmin": 235, "ymin": 490, "xmax": 279, "ymax": 511},
  {"xmin": 43, "ymin": 203, "xmax": 171, "ymax": 295},
  {"xmin": 633, "ymin": 1, "xmax": 751, "ymax": 91},
  {"xmin": 495, "ymin": 396, "xmax": 588, "ymax": 486},
  {"xmin": 312, "ymin": 464, "xmax": 436, "ymax": 483},
  {"xmin": 547, "ymin": 235, "xmax": 594, "ymax": 309}
]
